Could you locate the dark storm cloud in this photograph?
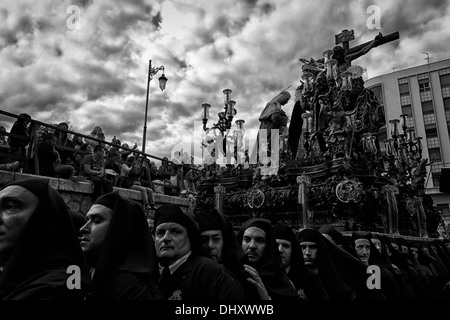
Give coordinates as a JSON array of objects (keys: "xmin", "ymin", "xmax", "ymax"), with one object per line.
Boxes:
[{"xmin": 2, "ymin": 0, "xmax": 450, "ymax": 158}]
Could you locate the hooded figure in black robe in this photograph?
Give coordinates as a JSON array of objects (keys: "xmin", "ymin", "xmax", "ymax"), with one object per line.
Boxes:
[
  {"xmin": 273, "ymin": 223, "xmax": 329, "ymax": 300},
  {"xmin": 375, "ymin": 234, "xmax": 415, "ymax": 300},
  {"xmin": 196, "ymin": 208, "xmax": 262, "ymax": 299},
  {"xmin": 154, "ymin": 205, "xmax": 246, "ymax": 300},
  {"xmin": 0, "ymin": 178, "xmax": 92, "ymax": 299},
  {"xmin": 297, "ymin": 228, "xmax": 369, "ymax": 300},
  {"xmin": 82, "ymin": 191, "xmax": 163, "ymax": 300},
  {"xmin": 350, "ymin": 231, "xmax": 401, "ymax": 300},
  {"xmin": 388, "ymin": 237, "xmax": 430, "ymax": 300},
  {"xmin": 236, "ymin": 218, "xmax": 299, "ymax": 300}
]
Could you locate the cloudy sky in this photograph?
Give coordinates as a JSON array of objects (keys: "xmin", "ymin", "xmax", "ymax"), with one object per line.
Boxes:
[{"xmin": 1, "ymin": 0, "xmax": 450, "ymax": 164}]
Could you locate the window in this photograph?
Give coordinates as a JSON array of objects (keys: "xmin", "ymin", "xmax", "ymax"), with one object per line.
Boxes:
[
  {"xmin": 398, "ymin": 77, "xmax": 408, "ymax": 84},
  {"xmin": 442, "ymin": 86, "xmax": 450, "ymax": 98},
  {"xmin": 445, "ymin": 98, "xmax": 450, "ymax": 108},
  {"xmin": 423, "ymin": 112, "xmax": 436, "ymax": 125},
  {"xmin": 432, "ymin": 173, "xmax": 440, "ymax": 188},
  {"xmin": 425, "ymin": 127, "xmax": 437, "ymax": 135},
  {"xmin": 428, "ymin": 147, "xmax": 442, "ymax": 162},
  {"xmin": 418, "ymin": 73, "xmax": 429, "ymax": 80},
  {"xmin": 446, "ymin": 110, "xmax": 450, "ymax": 122},
  {"xmin": 431, "ymin": 161, "xmax": 443, "ymax": 173},
  {"xmin": 402, "ymin": 105, "xmax": 412, "ymax": 115},
  {"xmin": 441, "ymin": 74, "xmax": 450, "ymax": 86},
  {"xmin": 419, "ymin": 82, "xmax": 429, "ymax": 90},
  {"xmin": 406, "ymin": 116, "xmax": 414, "ymax": 128},
  {"xmin": 439, "ymin": 67, "xmax": 450, "ymax": 76},
  {"xmin": 370, "ymin": 85, "xmax": 384, "ymax": 105},
  {"xmin": 427, "ymin": 137, "xmax": 440, "ymax": 149},
  {"xmin": 400, "ymin": 93, "xmax": 411, "ymax": 106},
  {"xmin": 420, "ymin": 88, "xmax": 432, "ymax": 102},
  {"xmin": 419, "ymin": 81, "xmax": 432, "ymax": 102}
]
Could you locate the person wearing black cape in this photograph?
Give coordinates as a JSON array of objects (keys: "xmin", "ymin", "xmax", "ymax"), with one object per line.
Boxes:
[
  {"xmin": 196, "ymin": 208, "xmax": 263, "ymax": 300},
  {"xmin": 350, "ymin": 231, "xmax": 402, "ymax": 300},
  {"xmin": 154, "ymin": 205, "xmax": 246, "ymax": 300},
  {"xmin": 79, "ymin": 191, "xmax": 163, "ymax": 300},
  {"xmin": 273, "ymin": 223, "xmax": 329, "ymax": 300},
  {"xmin": 0, "ymin": 178, "xmax": 91, "ymax": 299},
  {"xmin": 297, "ymin": 228, "xmax": 369, "ymax": 300},
  {"xmin": 237, "ymin": 218, "xmax": 299, "ymax": 300}
]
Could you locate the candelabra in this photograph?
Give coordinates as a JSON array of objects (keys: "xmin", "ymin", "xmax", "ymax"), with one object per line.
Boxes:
[
  {"xmin": 202, "ymin": 89, "xmax": 237, "ymax": 135},
  {"xmin": 384, "ymin": 114, "xmax": 423, "ymax": 175},
  {"xmin": 201, "ymin": 89, "xmax": 243, "ymax": 159}
]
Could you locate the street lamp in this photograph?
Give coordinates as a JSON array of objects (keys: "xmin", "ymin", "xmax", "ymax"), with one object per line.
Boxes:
[{"xmin": 142, "ymin": 60, "xmax": 167, "ymax": 155}]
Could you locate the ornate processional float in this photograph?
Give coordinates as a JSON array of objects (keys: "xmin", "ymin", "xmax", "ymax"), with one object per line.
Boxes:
[{"xmin": 192, "ymin": 29, "xmax": 446, "ymax": 240}]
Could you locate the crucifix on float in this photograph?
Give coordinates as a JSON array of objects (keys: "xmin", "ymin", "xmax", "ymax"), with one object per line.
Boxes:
[{"xmin": 332, "ymin": 29, "xmax": 400, "ymax": 73}]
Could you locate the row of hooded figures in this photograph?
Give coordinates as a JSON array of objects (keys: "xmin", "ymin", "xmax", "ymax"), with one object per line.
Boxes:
[
  {"xmin": 0, "ymin": 102, "xmax": 446, "ymax": 299},
  {"xmin": 1, "ymin": 178, "xmax": 449, "ymax": 301}
]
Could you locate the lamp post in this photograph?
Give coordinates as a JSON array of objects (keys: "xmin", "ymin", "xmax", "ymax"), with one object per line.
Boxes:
[{"xmin": 142, "ymin": 60, "xmax": 168, "ymax": 155}]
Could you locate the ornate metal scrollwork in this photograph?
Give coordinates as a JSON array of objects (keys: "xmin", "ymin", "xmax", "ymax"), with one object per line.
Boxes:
[
  {"xmin": 247, "ymin": 188, "xmax": 265, "ymax": 209},
  {"xmin": 335, "ymin": 179, "xmax": 362, "ymax": 203}
]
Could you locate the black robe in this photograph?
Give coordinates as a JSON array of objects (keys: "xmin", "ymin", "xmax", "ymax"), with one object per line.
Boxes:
[
  {"xmin": 158, "ymin": 254, "xmax": 246, "ymax": 300},
  {"xmin": 86, "ymin": 191, "xmax": 163, "ymax": 300},
  {"xmin": 273, "ymin": 223, "xmax": 329, "ymax": 300},
  {"xmin": 237, "ymin": 219, "xmax": 300, "ymax": 300},
  {"xmin": 0, "ymin": 179, "xmax": 92, "ymax": 300}
]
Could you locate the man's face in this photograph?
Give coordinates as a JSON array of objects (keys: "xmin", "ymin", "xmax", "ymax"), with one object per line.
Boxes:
[
  {"xmin": 276, "ymin": 239, "xmax": 292, "ymax": 269},
  {"xmin": 300, "ymin": 241, "xmax": 318, "ymax": 268},
  {"xmin": 0, "ymin": 186, "xmax": 39, "ymax": 262},
  {"xmin": 47, "ymin": 137, "xmax": 57, "ymax": 146},
  {"xmin": 242, "ymin": 226, "xmax": 267, "ymax": 264},
  {"xmin": 410, "ymin": 247, "xmax": 419, "ymax": 260},
  {"xmin": 371, "ymin": 238, "xmax": 382, "ymax": 253},
  {"xmin": 201, "ymin": 230, "xmax": 224, "ymax": 263},
  {"xmin": 354, "ymin": 239, "xmax": 371, "ymax": 265},
  {"xmin": 155, "ymin": 222, "xmax": 191, "ymax": 265},
  {"xmin": 79, "ymin": 204, "xmax": 112, "ymax": 258}
]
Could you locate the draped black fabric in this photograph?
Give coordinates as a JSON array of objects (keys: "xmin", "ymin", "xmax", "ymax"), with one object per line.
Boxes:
[
  {"xmin": 379, "ymin": 235, "xmax": 416, "ymax": 299},
  {"xmin": 273, "ymin": 223, "xmax": 329, "ymax": 300},
  {"xmin": 288, "ymin": 100, "xmax": 304, "ymax": 159},
  {"xmin": 349, "ymin": 232, "xmax": 401, "ymax": 300},
  {"xmin": 196, "ymin": 208, "xmax": 260, "ymax": 299},
  {"xmin": 388, "ymin": 237, "xmax": 430, "ymax": 300},
  {"xmin": 297, "ymin": 228, "xmax": 368, "ymax": 300},
  {"xmin": 158, "ymin": 267, "xmax": 173, "ymax": 299},
  {"xmin": 237, "ymin": 218, "xmax": 299, "ymax": 300},
  {"xmin": 0, "ymin": 178, "xmax": 92, "ymax": 299},
  {"xmin": 196, "ymin": 208, "xmax": 247, "ymax": 274},
  {"xmin": 88, "ymin": 191, "xmax": 162, "ymax": 300}
]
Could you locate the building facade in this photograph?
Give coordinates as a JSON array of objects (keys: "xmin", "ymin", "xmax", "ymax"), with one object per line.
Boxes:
[{"xmin": 365, "ymin": 58, "xmax": 450, "ymax": 226}]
